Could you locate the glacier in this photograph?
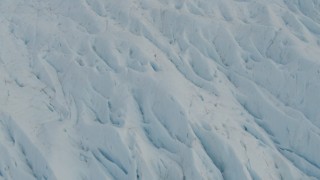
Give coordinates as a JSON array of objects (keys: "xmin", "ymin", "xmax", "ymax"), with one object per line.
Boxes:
[{"xmin": 0, "ymin": 0, "xmax": 320, "ymax": 179}]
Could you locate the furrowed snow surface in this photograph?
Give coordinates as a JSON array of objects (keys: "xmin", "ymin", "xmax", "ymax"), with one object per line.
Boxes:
[{"xmin": 1, "ymin": 0, "xmax": 320, "ymax": 179}]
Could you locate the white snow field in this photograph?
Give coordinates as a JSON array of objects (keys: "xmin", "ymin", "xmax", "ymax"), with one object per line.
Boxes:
[{"xmin": 0, "ymin": 0, "xmax": 320, "ymax": 179}]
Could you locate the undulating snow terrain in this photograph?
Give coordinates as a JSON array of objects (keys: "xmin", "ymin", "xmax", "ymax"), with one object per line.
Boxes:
[{"xmin": 0, "ymin": 0, "xmax": 320, "ymax": 179}]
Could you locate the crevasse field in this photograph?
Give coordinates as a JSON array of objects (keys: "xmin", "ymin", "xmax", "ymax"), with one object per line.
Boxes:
[{"xmin": 0, "ymin": 0, "xmax": 320, "ymax": 179}]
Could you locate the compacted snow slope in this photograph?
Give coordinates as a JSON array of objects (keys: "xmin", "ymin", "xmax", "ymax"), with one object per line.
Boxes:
[{"xmin": 1, "ymin": 0, "xmax": 320, "ymax": 179}]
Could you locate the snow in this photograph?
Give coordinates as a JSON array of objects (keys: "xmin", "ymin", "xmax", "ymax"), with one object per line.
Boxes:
[{"xmin": 1, "ymin": 0, "xmax": 320, "ymax": 179}]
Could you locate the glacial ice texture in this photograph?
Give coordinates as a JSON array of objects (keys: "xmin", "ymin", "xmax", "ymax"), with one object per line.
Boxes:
[{"xmin": 0, "ymin": 0, "xmax": 320, "ymax": 179}]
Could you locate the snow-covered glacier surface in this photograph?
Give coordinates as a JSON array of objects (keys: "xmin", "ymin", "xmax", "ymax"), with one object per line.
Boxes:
[{"xmin": 1, "ymin": 0, "xmax": 320, "ymax": 179}]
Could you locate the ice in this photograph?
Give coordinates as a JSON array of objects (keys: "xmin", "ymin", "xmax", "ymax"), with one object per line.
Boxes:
[{"xmin": 1, "ymin": 0, "xmax": 320, "ymax": 179}]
